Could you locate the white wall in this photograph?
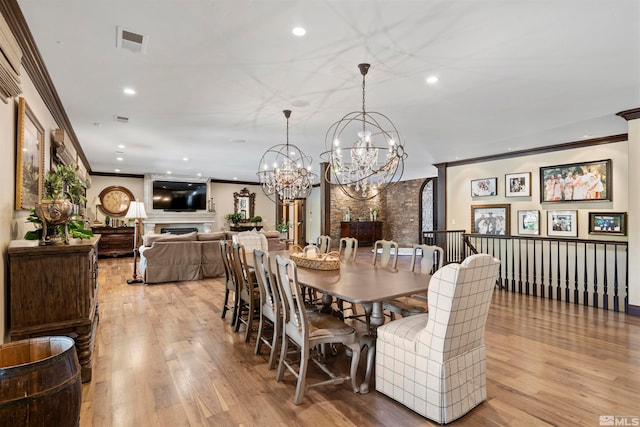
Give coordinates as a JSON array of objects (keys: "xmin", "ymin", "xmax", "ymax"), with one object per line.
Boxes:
[{"xmin": 87, "ymin": 175, "xmax": 144, "ymax": 224}]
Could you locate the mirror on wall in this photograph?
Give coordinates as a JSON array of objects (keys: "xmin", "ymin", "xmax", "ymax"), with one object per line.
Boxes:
[{"xmin": 233, "ymin": 188, "xmax": 255, "ymax": 220}]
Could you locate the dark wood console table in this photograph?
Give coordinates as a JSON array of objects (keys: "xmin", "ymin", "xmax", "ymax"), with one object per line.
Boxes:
[
  {"xmin": 8, "ymin": 237, "xmax": 100, "ymax": 382},
  {"xmin": 340, "ymin": 221, "xmax": 383, "ymax": 246},
  {"xmin": 230, "ymin": 224, "xmax": 263, "ymax": 232},
  {"xmin": 91, "ymin": 226, "xmax": 134, "ymax": 257}
]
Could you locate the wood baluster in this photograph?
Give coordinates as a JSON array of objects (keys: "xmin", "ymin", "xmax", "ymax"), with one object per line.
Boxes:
[
  {"xmin": 573, "ymin": 241, "xmax": 579, "ymax": 304},
  {"xmin": 511, "ymin": 238, "xmax": 516, "ymax": 292},
  {"xmin": 517, "ymin": 239, "xmax": 523, "ymax": 294},
  {"xmin": 587, "ymin": 243, "xmax": 596, "ymax": 306},
  {"xmin": 614, "ymin": 245, "xmax": 620, "ymax": 312},
  {"xmin": 524, "ymin": 239, "xmax": 530, "ymax": 295},
  {"xmin": 559, "ymin": 241, "xmax": 565, "ymax": 301}
]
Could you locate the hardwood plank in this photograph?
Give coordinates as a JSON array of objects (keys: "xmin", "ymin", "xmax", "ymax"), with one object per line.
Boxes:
[{"xmin": 80, "ymin": 250, "xmax": 640, "ymax": 426}]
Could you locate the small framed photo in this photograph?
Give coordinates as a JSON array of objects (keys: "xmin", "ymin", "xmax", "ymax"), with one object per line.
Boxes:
[
  {"xmin": 471, "ymin": 204, "xmax": 510, "ymax": 235},
  {"xmin": 471, "ymin": 177, "xmax": 497, "ymax": 197},
  {"xmin": 540, "ymin": 159, "xmax": 611, "ymax": 202},
  {"xmin": 588, "ymin": 212, "xmax": 627, "ymax": 236},
  {"xmin": 547, "ymin": 210, "xmax": 578, "ymax": 237},
  {"xmin": 517, "ymin": 210, "xmax": 539, "ymax": 235},
  {"xmin": 505, "ymin": 172, "xmax": 531, "ymax": 197}
]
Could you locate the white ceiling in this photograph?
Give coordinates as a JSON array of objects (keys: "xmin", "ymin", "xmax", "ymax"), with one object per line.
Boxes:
[{"xmin": 17, "ymin": 1, "xmax": 639, "ymax": 183}]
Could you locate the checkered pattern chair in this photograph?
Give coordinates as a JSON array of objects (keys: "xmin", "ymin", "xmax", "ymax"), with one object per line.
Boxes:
[
  {"xmin": 232, "ymin": 231, "xmax": 268, "ymax": 254},
  {"xmin": 375, "ymin": 253, "xmax": 501, "ymax": 424}
]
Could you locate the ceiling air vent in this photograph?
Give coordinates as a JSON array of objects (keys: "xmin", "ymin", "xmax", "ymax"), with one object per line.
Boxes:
[
  {"xmin": 116, "ymin": 26, "xmax": 148, "ymax": 54},
  {"xmin": 114, "ymin": 115, "xmax": 129, "ymax": 123}
]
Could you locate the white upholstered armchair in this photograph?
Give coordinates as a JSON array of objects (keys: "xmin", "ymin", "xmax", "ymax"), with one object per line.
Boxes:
[{"xmin": 375, "ymin": 253, "xmax": 501, "ymax": 424}]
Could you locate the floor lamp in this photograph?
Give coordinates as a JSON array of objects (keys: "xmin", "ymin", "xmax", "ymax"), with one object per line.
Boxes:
[{"xmin": 125, "ymin": 201, "xmax": 147, "ymax": 284}]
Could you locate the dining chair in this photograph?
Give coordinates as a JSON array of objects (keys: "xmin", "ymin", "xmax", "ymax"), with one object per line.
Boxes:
[
  {"xmin": 338, "ymin": 237, "xmax": 358, "ymax": 262},
  {"xmin": 253, "ymin": 249, "xmax": 281, "ymax": 370},
  {"xmin": 231, "ymin": 243, "xmax": 260, "ymax": 342},
  {"xmin": 410, "ymin": 244, "xmax": 444, "ymax": 274},
  {"xmin": 232, "ymin": 231, "xmax": 268, "ymax": 254},
  {"xmin": 316, "ymin": 235, "xmax": 331, "ymax": 253},
  {"xmin": 274, "ymin": 255, "xmax": 361, "ymax": 405},
  {"xmin": 372, "ymin": 239, "xmax": 399, "ymax": 271},
  {"xmin": 375, "ymin": 254, "xmax": 501, "ymax": 424},
  {"xmin": 219, "ymin": 240, "xmax": 239, "ymax": 326}
]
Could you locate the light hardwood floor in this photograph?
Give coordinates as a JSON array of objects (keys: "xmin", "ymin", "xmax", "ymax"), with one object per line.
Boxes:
[{"xmin": 80, "ymin": 253, "xmax": 640, "ymax": 427}]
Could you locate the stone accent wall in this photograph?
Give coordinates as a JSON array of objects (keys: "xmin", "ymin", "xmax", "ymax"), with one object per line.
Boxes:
[{"xmin": 329, "ymin": 178, "xmax": 426, "ymax": 246}]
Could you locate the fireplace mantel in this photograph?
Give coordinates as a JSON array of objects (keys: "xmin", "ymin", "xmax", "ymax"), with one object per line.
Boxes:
[{"xmin": 142, "ymin": 174, "xmax": 215, "ymax": 234}]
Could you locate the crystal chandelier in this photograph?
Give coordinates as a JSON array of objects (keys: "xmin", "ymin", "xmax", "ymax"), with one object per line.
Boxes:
[
  {"xmin": 257, "ymin": 110, "xmax": 316, "ymax": 203},
  {"xmin": 323, "ymin": 63, "xmax": 407, "ymax": 200}
]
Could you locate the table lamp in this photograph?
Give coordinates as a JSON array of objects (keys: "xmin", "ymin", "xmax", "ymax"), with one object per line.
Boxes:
[
  {"xmin": 124, "ymin": 200, "xmax": 147, "ymax": 284},
  {"xmin": 91, "ymin": 196, "xmax": 102, "ymax": 224}
]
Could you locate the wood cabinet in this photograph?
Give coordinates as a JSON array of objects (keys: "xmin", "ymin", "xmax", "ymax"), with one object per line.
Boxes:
[
  {"xmin": 8, "ymin": 237, "xmax": 100, "ymax": 382},
  {"xmin": 91, "ymin": 226, "xmax": 134, "ymax": 257},
  {"xmin": 340, "ymin": 221, "xmax": 383, "ymax": 246}
]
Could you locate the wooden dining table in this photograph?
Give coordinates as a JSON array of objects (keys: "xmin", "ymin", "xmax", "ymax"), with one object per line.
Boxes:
[{"xmin": 259, "ymin": 250, "xmax": 431, "ymax": 393}]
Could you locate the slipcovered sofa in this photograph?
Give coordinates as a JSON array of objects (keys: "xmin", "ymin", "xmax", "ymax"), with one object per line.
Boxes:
[{"xmin": 139, "ymin": 230, "xmax": 286, "ymax": 284}]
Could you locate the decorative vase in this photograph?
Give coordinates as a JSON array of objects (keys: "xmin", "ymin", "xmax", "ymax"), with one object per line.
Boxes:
[{"xmin": 35, "ymin": 198, "xmax": 74, "ymax": 245}]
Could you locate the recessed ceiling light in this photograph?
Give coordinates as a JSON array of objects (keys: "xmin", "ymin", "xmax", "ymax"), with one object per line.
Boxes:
[
  {"xmin": 583, "ymin": 134, "xmax": 592, "ymax": 139},
  {"xmin": 123, "ymin": 87, "xmax": 136, "ymax": 95},
  {"xmin": 118, "ymin": 144, "xmax": 125, "ymax": 149},
  {"xmin": 233, "ymin": 177, "xmax": 238, "ymax": 180},
  {"xmin": 114, "ymin": 168, "xmax": 121, "ymax": 173},
  {"xmin": 167, "ymin": 171, "xmax": 172, "ymax": 174},
  {"xmin": 197, "ymin": 173, "xmax": 202, "ymax": 177},
  {"xmin": 426, "ymin": 75, "xmax": 439, "ymax": 84},
  {"xmin": 292, "ymin": 100, "xmax": 309, "ymax": 108},
  {"xmin": 292, "ymin": 27, "xmax": 306, "ymax": 37},
  {"xmin": 182, "ymin": 157, "xmax": 189, "ymax": 161},
  {"xmin": 116, "ymin": 157, "xmax": 123, "ymax": 161}
]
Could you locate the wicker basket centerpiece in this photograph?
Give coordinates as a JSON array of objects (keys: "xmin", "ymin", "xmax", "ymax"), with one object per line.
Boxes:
[{"xmin": 289, "ymin": 245, "xmax": 341, "ymax": 270}]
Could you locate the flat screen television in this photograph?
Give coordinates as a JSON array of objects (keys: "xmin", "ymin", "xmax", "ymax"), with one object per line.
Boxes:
[{"xmin": 152, "ymin": 180, "xmax": 207, "ymax": 211}]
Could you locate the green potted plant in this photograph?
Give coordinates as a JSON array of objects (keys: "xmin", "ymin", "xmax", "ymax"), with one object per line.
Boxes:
[
  {"xmin": 34, "ymin": 162, "xmax": 88, "ymax": 244},
  {"xmin": 225, "ymin": 212, "xmax": 243, "ymax": 225},
  {"xmin": 24, "ymin": 209, "xmax": 93, "ymax": 242},
  {"xmin": 249, "ymin": 215, "xmax": 263, "ymax": 225},
  {"xmin": 276, "ymin": 218, "xmax": 290, "ymax": 239},
  {"xmin": 43, "ymin": 162, "xmax": 87, "ymax": 204}
]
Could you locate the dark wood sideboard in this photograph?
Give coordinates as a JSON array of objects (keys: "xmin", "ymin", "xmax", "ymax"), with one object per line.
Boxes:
[
  {"xmin": 340, "ymin": 221, "xmax": 383, "ymax": 246},
  {"xmin": 91, "ymin": 226, "xmax": 134, "ymax": 257},
  {"xmin": 8, "ymin": 237, "xmax": 100, "ymax": 382}
]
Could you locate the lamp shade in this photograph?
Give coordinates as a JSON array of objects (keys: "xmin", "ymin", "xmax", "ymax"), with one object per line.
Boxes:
[
  {"xmin": 125, "ymin": 201, "xmax": 147, "ymax": 219},
  {"xmin": 91, "ymin": 196, "xmax": 102, "ymax": 206}
]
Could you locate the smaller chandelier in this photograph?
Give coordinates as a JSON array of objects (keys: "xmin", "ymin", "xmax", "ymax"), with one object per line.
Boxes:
[
  {"xmin": 257, "ymin": 110, "xmax": 316, "ymax": 203},
  {"xmin": 322, "ymin": 63, "xmax": 407, "ymax": 200}
]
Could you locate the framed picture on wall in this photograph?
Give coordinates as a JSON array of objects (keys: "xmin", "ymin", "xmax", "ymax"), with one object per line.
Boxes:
[
  {"xmin": 471, "ymin": 204, "xmax": 510, "ymax": 235},
  {"xmin": 15, "ymin": 97, "xmax": 45, "ymax": 210},
  {"xmin": 539, "ymin": 159, "xmax": 611, "ymax": 202},
  {"xmin": 471, "ymin": 177, "xmax": 497, "ymax": 197},
  {"xmin": 588, "ymin": 212, "xmax": 627, "ymax": 236},
  {"xmin": 547, "ymin": 210, "xmax": 578, "ymax": 237},
  {"xmin": 505, "ymin": 172, "xmax": 531, "ymax": 197},
  {"xmin": 517, "ymin": 210, "xmax": 539, "ymax": 235}
]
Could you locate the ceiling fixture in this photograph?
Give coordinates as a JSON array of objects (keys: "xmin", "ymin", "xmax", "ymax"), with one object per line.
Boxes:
[
  {"xmin": 322, "ymin": 63, "xmax": 407, "ymax": 200},
  {"xmin": 292, "ymin": 27, "xmax": 306, "ymax": 36},
  {"xmin": 257, "ymin": 110, "xmax": 316, "ymax": 203}
]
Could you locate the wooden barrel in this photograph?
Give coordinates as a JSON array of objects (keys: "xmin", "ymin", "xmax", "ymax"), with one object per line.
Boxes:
[{"xmin": 0, "ymin": 336, "xmax": 82, "ymax": 427}]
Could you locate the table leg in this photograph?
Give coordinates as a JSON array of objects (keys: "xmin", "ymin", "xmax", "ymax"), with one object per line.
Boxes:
[
  {"xmin": 370, "ymin": 302, "xmax": 385, "ymax": 327},
  {"xmin": 358, "ymin": 334, "xmax": 376, "ymax": 394}
]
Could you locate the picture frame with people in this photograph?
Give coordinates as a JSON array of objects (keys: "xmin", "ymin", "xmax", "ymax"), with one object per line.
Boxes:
[
  {"xmin": 539, "ymin": 159, "xmax": 611, "ymax": 203},
  {"xmin": 471, "ymin": 204, "xmax": 510, "ymax": 235},
  {"xmin": 588, "ymin": 212, "xmax": 626, "ymax": 236},
  {"xmin": 547, "ymin": 210, "xmax": 578, "ymax": 237},
  {"xmin": 505, "ymin": 172, "xmax": 531, "ymax": 197}
]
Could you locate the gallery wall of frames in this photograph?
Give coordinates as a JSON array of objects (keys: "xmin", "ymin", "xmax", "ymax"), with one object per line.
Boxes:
[{"xmin": 447, "ymin": 139, "xmax": 628, "ymax": 240}]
